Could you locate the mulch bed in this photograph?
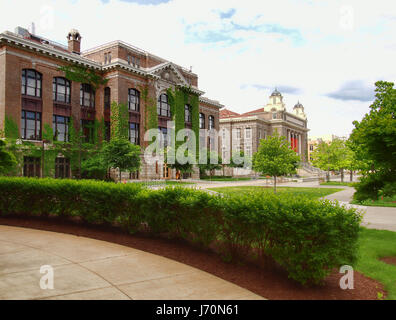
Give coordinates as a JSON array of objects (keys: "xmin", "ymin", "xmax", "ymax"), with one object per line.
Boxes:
[
  {"xmin": 0, "ymin": 216, "xmax": 386, "ymax": 300},
  {"xmin": 380, "ymin": 257, "xmax": 396, "ymax": 267}
]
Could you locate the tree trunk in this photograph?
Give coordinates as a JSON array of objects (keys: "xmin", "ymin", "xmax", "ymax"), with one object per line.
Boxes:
[
  {"xmin": 119, "ymin": 169, "xmax": 122, "ymax": 183},
  {"xmin": 326, "ymin": 171, "xmax": 330, "ymax": 182},
  {"xmin": 273, "ymin": 176, "xmax": 277, "ymax": 193},
  {"xmin": 341, "ymin": 168, "xmax": 344, "ymax": 183},
  {"xmin": 350, "ymin": 170, "xmax": 353, "ymax": 182}
]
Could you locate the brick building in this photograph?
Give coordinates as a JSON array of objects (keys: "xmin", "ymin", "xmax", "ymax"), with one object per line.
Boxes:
[
  {"xmin": 0, "ymin": 26, "xmax": 223, "ymax": 180},
  {"xmin": 219, "ymin": 89, "xmax": 309, "ymax": 174}
]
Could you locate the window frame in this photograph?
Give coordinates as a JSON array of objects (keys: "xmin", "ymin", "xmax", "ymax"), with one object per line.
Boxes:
[
  {"xmin": 21, "ymin": 69, "xmax": 42, "ymax": 98},
  {"xmin": 128, "ymin": 88, "xmax": 140, "ymax": 112},
  {"xmin": 129, "ymin": 122, "xmax": 140, "ymax": 145},
  {"xmin": 21, "ymin": 110, "xmax": 42, "ymax": 140},
  {"xmin": 80, "ymin": 83, "xmax": 95, "ymax": 108},
  {"xmin": 157, "ymin": 94, "xmax": 171, "ymax": 118},
  {"xmin": 53, "ymin": 77, "xmax": 71, "ymax": 104},
  {"xmin": 185, "ymin": 104, "xmax": 192, "ymax": 123},
  {"xmin": 208, "ymin": 115, "xmax": 215, "ymax": 130},
  {"xmin": 53, "ymin": 115, "xmax": 70, "ymax": 142},
  {"xmin": 199, "ymin": 113, "xmax": 205, "ymax": 129}
]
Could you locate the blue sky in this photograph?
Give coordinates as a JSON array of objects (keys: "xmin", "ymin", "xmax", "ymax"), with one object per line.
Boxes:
[{"xmin": 1, "ymin": 0, "xmax": 395, "ymax": 138}]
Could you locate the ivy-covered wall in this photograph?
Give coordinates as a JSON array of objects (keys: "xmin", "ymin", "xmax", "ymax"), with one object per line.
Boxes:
[{"xmin": 167, "ymin": 86, "xmax": 200, "ymax": 159}]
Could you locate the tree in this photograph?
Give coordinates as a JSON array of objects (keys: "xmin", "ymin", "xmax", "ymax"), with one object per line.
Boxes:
[
  {"xmin": 81, "ymin": 154, "xmax": 107, "ymax": 180},
  {"xmin": 350, "ymin": 81, "xmax": 396, "ymax": 174},
  {"xmin": 164, "ymin": 147, "xmax": 194, "ymax": 180},
  {"xmin": 252, "ymin": 131, "xmax": 300, "ymax": 193},
  {"xmin": 349, "ymin": 81, "xmax": 396, "ymax": 200},
  {"xmin": 311, "ymin": 138, "xmax": 348, "ymax": 182},
  {"xmin": 102, "ymin": 138, "xmax": 141, "ymax": 182},
  {"xmin": 198, "ymin": 150, "xmax": 222, "ymax": 179},
  {"xmin": 0, "ymin": 139, "xmax": 17, "ymax": 175}
]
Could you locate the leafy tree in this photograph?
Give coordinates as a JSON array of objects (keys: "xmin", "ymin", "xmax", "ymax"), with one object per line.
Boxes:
[
  {"xmin": 311, "ymin": 138, "xmax": 349, "ymax": 182},
  {"xmin": 198, "ymin": 151, "xmax": 222, "ymax": 178},
  {"xmin": 0, "ymin": 140, "xmax": 17, "ymax": 175},
  {"xmin": 349, "ymin": 81, "xmax": 396, "ymax": 199},
  {"xmin": 81, "ymin": 154, "xmax": 107, "ymax": 180},
  {"xmin": 252, "ymin": 131, "xmax": 300, "ymax": 193},
  {"xmin": 102, "ymin": 139, "xmax": 141, "ymax": 182},
  {"xmin": 165, "ymin": 147, "xmax": 194, "ymax": 179}
]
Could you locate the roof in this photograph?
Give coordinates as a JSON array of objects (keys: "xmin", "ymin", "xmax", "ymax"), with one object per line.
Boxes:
[
  {"xmin": 220, "ymin": 109, "xmax": 241, "ymax": 118},
  {"xmin": 240, "ymin": 107, "xmax": 264, "ymax": 116}
]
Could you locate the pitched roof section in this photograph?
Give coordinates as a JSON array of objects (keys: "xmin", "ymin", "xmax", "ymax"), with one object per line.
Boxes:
[
  {"xmin": 240, "ymin": 107, "xmax": 264, "ymax": 116},
  {"xmin": 220, "ymin": 109, "xmax": 241, "ymax": 118}
]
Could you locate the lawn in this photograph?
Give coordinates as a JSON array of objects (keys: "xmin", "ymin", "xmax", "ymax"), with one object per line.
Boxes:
[
  {"xmin": 208, "ymin": 186, "xmax": 343, "ymax": 199},
  {"xmin": 351, "ymin": 197, "xmax": 396, "ymax": 208},
  {"xmin": 357, "ymin": 228, "xmax": 396, "ymax": 300},
  {"xmin": 201, "ymin": 176, "xmax": 252, "ymax": 182},
  {"xmin": 320, "ymin": 181, "xmax": 356, "ymax": 187}
]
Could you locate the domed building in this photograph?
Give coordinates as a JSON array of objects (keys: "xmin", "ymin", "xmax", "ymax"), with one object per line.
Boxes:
[{"xmin": 219, "ymin": 88, "xmax": 310, "ymax": 172}]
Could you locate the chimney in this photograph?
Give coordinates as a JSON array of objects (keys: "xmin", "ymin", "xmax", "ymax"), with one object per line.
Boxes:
[{"xmin": 67, "ymin": 29, "xmax": 81, "ymax": 54}]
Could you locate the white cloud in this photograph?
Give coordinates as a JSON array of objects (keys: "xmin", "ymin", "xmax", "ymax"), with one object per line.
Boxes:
[{"xmin": 0, "ymin": 0, "xmax": 395, "ymax": 137}]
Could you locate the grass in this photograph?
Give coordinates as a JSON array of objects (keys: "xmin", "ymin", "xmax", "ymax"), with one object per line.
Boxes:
[
  {"xmin": 207, "ymin": 186, "xmax": 343, "ymax": 200},
  {"xmin": 351, "ymin": 197, "xmax": 396, "ymax": 208},
  {"xmin": 357, "ymin": 228, "xmax": 396, "ymax": 300},
  {"xmin": 201, "ymin": 176, "xmax": 252, "ymax": 182},
  {"xmin": 320, "ymin": 181, "xmax": 356, "ymax": 187}
]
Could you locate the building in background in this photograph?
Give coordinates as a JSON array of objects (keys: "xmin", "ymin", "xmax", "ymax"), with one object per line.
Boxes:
[
  {"xmin": 308, "ymin": 134, "xmax": 347, "ymax": 163},
  {"xmin": 0, "ymin": 26, "xmax": 223, "ymax": 180},
  {"xmin": 219, "ymin": 89, "xmax": 309, "ymax": 175}
]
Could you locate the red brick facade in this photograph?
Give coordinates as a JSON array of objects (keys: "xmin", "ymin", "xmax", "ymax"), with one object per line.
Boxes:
[{"xmin": 0, "ymin": 27, "xmax": 222, "ymax": 179}]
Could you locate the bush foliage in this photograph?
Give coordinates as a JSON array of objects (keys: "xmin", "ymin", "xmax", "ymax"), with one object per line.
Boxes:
[{"xmin": 0, "ymin": 177, "xmax": 362, "ymax": 285}]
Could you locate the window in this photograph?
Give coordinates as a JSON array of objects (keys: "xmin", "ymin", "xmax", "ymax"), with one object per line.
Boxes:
[
  {"xmin": 310, "ymin": 145, "xmax": 314, "ymax": 151},
  {"xmin": 235, "ymin": 128, "xmax": 241, "ymax": 140},
  {"xmin": 208, "ymin": 115, "xmax": 215, "ymax": 130},
  {"xmin": 53, "ymin": 115, "xmax": 69, "ymax": 142},
  {"xmin": 199, "ymin": 113, "xmax": 205, "ymax": 129},
  {"xmin": 157, "ymin": 94, "xmax": 171, "ymax": 117},
  {"xmin": 104, "ymin": 87, "xmax": 111, "ymax": 109},
  {"xmin": 105, "ymin": 121, "xmax": 111, "ymax": 142},
  {"xmin": 129, "ymin": 122, "xmax": 139, "ymax": 145},
  {"xmin": 53, "ymin": 77, "xmax": 71, "ymax": 103},
  {"xmin": 80, "ymin": 84, "xmax": 95, "ymax": 108},
  {"xmin": 185, "ymin": 104, "xmax": 192, "ymax": 123},
  {"xmin": 128, "ymin": 89, "xmax": 140, "ymax": 111},
  {"xmin": 127, "ymin": 55, "xmax": 131, "ymax": 65},
  {"xmin": 21, "ymin": 110, "xmax": 41, "ymax": 140},
  {"xmin": 272, "ymin": 112, "xmax": 277, "ymax": 119},
  {"xmin": 80, "ymin": 120, "xmax": 94, "ymax": 143},
  {"xmin": 55, "ymin": 157, "xmax": 70, "ymax": 179},
  {"xmin": 245, "ymin": 145, "xmax": 252, "ymax": 157},
  {"xmin": 21, "ymin": 69, "xmax": 42, "ymax": 97},
  {"xmin": 245, "ymin": 128, "xmax": 252, "ymax": 139},
  {"xmin": 104, "ymin": 52, "xmax": 112, "ymax": 64},
  {"xmin": 159, "ymin": 127, "xmax": 169, "ymax": 147},
  {"xmin": 23, "ymin": 156, "xmax": 41, "ymax": 177}
]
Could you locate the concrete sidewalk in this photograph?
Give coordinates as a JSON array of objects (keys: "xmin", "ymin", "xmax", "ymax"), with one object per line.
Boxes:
[{"xmin": 0, "ymin": 225, "xmax": 264, "ymax": 300}]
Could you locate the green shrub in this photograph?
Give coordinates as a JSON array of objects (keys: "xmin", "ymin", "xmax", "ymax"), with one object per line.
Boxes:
[
  {"xmin": 354, "ymin": 172, "xmax": 396, "ymax": 202},
  {"xmin": 0, "ymin": 177, "xmax": 362, "ymax": 286}
]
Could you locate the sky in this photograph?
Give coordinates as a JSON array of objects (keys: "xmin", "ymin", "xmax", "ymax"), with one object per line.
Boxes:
[{"xmin": 1, "ymin": 0, "xmax": 395, "ymax": 138}]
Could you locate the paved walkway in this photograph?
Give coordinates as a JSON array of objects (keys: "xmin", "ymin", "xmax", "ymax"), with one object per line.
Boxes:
[
  {"xmin": 0, "ymin": 225, "xmax": 264, "ymax": 300},
  {"xmin": 196, "ymin": 180, "xmax": 396, "ymax": 233},
  {"xmin": 323, "ymin": 187, "xmax": 396, "ymax": 232}
]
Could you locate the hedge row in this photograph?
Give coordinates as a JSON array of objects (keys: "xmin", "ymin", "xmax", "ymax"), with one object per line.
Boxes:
[{"xmin": 0, "ymin": 177, "xmax": 362, "ymax": 285}]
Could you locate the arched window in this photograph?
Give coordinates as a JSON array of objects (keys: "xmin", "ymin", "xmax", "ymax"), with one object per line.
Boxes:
[
  {"xmin": 185, "ymin": 104, "xmax": 192, "ymax": 123},
  {"xmin": 22, "ymin": 69, "xmax": 42, "ymax": 97},
  {"xmin": 80, "ymin": 83, "xmax": 95, "ymax": 108},
  {"xmin": 157, "ymin": 93, "xmax": 171, "ymax": 117},
  {"xmin": 128, "ymin": 88, "xmax": 140, "ymax": 112},
  {"xmin": 208, "ymin": 115, "xmax": 215, "ymax": 130},
  {"xmin": 104, "ymin": 87, "xmax": 111, "ymax": 109},
  {"xmin": 199, "ymin": 113, "xmax": 205, "ymax": 129},
  {"xmin": 53, "ymin": 77, "xmax": 71, "ymax": 103}
]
